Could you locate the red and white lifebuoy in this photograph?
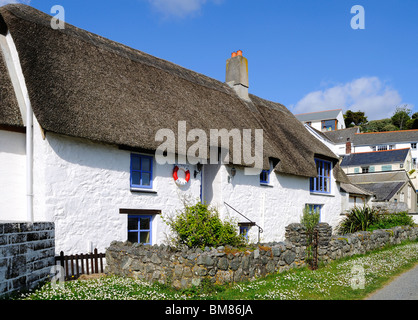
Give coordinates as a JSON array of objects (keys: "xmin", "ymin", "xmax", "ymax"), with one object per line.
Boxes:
[{"xmin": 173, "ymin": 165, "xmax": 190, "ymax": 186}]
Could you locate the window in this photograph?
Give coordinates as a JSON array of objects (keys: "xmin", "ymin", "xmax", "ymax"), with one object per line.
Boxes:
[
  {"xmin": 377, "ymin": 145, "xmax": 388, "ymax": 151},
  {"xmin": 239, "ymin": 226, "xmax": 250, "ymax": 240},
  {"xmin": 310, "ymin": 159, "xmax": 331, "ymax": 193},
  {"xmin": 128, "ymin": 215, "xmax": 152, "ymax": 245},
  {"xmin": 131, "ymin": 154, "xmax": 153, "ymax": 189},
  {"xmin": 260, "ymin": 169, "xmax": 270, "ymax": 184},
  {"xmin": 361, "ymin": 166, "xmax": 369, "ymax": 173},
  {"xmin": 413, "ymin": 158, "xmax": 417, "ymax": 168},
  {"xmin": 306, "ymin": 204, "xmax": 322, "ymax": 221},
  {"xmin": 382, "ymin": 165, "xmax": 392, "ymax": 171},
  {"xmin": 321, "ymin": 119, "xmax": 336, "ymax": 131},
  {"xmin": 411, "ymin": 143, "xmax": 417, "ymax": 150}
]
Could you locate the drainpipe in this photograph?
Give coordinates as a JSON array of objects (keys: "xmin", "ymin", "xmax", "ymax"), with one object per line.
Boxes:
[{"xmin": 26, "ymin": 99, "xmax": 34, "ymax": 223}]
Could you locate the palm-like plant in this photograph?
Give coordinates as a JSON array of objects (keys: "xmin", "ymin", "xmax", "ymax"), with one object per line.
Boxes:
[{"xmin": 337, "ymin": 206, "xmax": 380, "ymax": 234}]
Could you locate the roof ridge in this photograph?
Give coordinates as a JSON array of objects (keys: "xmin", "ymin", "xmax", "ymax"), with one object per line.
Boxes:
[
  {"xmin": 356, "ymin": 129, "xmax": 418, "ymax": 135},
  {"xmin": 349, "ymin": 148, "xmax": 410, "ymax": 155},
  {"xmin": 294, "ymin": 108, "xmax": 342, "ymax": 116}
]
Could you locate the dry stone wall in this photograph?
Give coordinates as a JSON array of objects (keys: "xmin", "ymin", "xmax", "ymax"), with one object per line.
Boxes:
[{"xmin": 105, "ymin": 223, "xmax": 418, "ymax": 289}]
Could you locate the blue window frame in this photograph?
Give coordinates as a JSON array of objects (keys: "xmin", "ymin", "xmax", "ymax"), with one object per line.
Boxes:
[
  {"xmin": 128, "ymin": 215, "xmax": 152, "ymax": 245},
  {"xmin": 260, "ymin": 169, "xmax": 270, "ymax": 184},
  {"xmin": 131, "ymin": 154, "xmax": 153, "ymax": 189},
  {"xmin": 310, "ymin": 159, "xmax": 331, "ymax": 193}
]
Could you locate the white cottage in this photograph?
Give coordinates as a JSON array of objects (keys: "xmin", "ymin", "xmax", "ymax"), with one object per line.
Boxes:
[{"xmin": 0, "ymin": 5, "xmax": 352, "ymax": 254}]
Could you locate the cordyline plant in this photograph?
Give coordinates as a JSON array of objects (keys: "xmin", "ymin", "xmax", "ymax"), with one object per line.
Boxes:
[
  {"xmin": 300, "ymin": 206, "xmax": 320, "ymax": 268},
  {"xmin": 337, "ymin": 206, "xmax": 380, "ymax": 234},
  {"xmin": 163, "ymin": 201, "xmax": 245, "ymax": 249}
]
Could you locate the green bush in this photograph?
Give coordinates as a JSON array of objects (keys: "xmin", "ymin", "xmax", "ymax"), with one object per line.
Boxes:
[
  {"xmin": 337, "ymin": 206, "xmax": 380, "ymax": 234},
  {"xmin": 368, "ymin": 212, "xmax": 415, "ymax": 231},
  {"xmin": 338, "ymin": 207, "xmax": 416, "ymax": 234},
  {"xmin": 163, "ymin": 202, "xmax": 245, "ymax": 249}
]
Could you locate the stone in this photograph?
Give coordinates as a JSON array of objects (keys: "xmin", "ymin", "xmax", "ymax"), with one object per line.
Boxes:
[
  {"xmin": 218, "ymin": 257, "xmax": 229, "ymax": 270},
  {"xmin": 197, "ymin": 254, "xmax": 214, "ymax": 266},
  {"xmin": 272, "ymin": 247, "xmax": 281, "ymax": 257},
  {"xmin": 229, "ymin": 258, "xmax": 240, "ymax": 271},
  {"xmin": 283, "ymin": 251, "xmax": 296, "ymax": 265}
]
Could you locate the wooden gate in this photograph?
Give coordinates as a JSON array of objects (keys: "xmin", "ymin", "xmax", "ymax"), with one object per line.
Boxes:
[{"xmin": 55, "ymin": 249, "xmax": 106, "ymax": 281}]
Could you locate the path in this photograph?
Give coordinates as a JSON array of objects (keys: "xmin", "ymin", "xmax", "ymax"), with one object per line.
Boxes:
[{"xmin": 366, "ymin": 263, "xmax": 418, "ymax": 300}]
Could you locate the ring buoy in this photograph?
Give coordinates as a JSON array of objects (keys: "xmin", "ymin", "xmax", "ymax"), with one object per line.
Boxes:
[{"xmin": 173, "ymin": 165, "xmax": 190, "ymax": 186}]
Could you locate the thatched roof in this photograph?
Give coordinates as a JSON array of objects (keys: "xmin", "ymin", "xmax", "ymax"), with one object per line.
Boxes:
[
  {"xmin": 0, "ymin": 43, "xmax": 22, "ymax": 128},
  {"xmin": 0, "ymin": 4, "xmax": 348, "ymax": 181}
]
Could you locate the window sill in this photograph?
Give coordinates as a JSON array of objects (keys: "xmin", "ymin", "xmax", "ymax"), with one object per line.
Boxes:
[
  {"xmin": 260, "ymin": 183, "xmax": 273, "ymax": 188},
  {"xmin": 130, "ymin": 188, "xmax": 158, "ymax": 194},
  {"xmin": 310, "ymin": 192, "xmax": 334, "ymax": 197}
]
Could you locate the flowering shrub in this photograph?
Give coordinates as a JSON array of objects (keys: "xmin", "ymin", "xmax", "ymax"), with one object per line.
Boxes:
[{"xmin": 163, "ymin": 202, "xmax": 245, "ymax": 249}]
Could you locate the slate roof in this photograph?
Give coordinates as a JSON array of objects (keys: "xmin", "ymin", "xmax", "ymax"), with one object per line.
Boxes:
[
  {"xmin": 340, "ymin": 183, "xmax": 374, "ymax": 196},
  {"xmin": 340, "ymin": 149, "xmax": 410, "ymax": 167},
  {"xmin": 323, "ymin": 127, "xmax": 360, "ymax": 144},
  {"xmin": 346, "ymin": 171, "xmax": 412, "ymax": 201},
  {"xmin": 294, "ymin": 109, "xmax": 342, "ymax": 122},
  {"xmin": 353, "ymin": 130, "xmax": 418, "ymax": 146},
  {"xmin": 358, "ymin": 182, "xmax": 405, "ymax": 201}
]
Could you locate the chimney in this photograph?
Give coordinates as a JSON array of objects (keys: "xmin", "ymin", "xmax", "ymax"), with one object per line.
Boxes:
[
  {"xmin": 226, "ymin": 50, "xmax": 250, "ymax": 101},
  {"xmin": 346, "ymin": 138, "xmax": 352, "ymax": 155}
]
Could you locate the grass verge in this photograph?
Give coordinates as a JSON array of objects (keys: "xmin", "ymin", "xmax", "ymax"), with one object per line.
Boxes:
[{"xmin": 16, "ymin": 240, "xmax": 418, "ymax": 300}]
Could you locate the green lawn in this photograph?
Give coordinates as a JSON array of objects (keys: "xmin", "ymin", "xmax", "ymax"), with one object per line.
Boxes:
[{"xmin": 17, "ymin": 240, "xmax": 418, "ymax": 300}]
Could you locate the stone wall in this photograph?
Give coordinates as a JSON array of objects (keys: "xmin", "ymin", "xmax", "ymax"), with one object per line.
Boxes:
[
  {"xmin": 0, "ymin": 222, "xmax": 55, "ymax": 298},
  {"xmin": 105, "ymin": 223, "xmax": 418, "ymax": 289}
]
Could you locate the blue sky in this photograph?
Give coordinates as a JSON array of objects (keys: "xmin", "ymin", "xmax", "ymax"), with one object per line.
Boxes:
[{"xmin": 2, "ymin": 0, "xmax": 418, "ymax": 120}]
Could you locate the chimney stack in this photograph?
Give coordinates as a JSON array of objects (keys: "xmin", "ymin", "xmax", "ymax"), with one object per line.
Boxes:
[
  {"xmin": 226, "ymin": 50, "xmax": 250, "ymax": 101},
  {"xmin": 346, "ymin": 138, "xmax": 352, "ymax": 155}
]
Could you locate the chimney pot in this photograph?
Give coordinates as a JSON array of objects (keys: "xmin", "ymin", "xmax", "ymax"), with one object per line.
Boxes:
[
  {"xmin": 237, "ymin": 50, "xmax": 243, "ymax": 56},
  {"xmin": 231, "ymin": 52, "xmax": 237, "ymax": 58}
]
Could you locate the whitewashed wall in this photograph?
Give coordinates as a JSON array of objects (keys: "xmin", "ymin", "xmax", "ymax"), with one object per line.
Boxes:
[
  {"xmin": 208, "ymin": 164, "xmax": 344, "ymax": 243},
  {"xmin": 30, "ymin": 119, "xmax": 346, "ymax": 253},
  {"xmin": 32, "ymin": 122, "xmax": 201, "ymax": 255},
  {"xmin": 0, "ymin": 129, "xmax": 26, "ymax": 221}
]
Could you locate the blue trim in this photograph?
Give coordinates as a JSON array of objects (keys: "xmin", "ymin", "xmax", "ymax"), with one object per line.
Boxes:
[
  {"xmin": 128, "ymin": 215, "xmax": 153, "ymax": 245},
  {"xmin": 260, "ymin": 169, "xmax": 270, "ymax": 184},
  {"xmin": 310, "ymin": 159, "xmax": 331, "ymax": 194},
  {"xmin": 130, "ymin": 154, "xmax": 153, "ymax": 189}
]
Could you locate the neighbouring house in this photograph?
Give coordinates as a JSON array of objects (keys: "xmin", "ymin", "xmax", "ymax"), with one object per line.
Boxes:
[
  {"xmin": 348, "ymin": 171, "xmax": 417, "ymax": 215},
  {"xmin": 0, "ymin": 4, "xmax": 354, "ymax": 254},
  {"xmin": 340, "ymin": 149, "xmax": 417, "ymax": 213},
  {"xmin": 295, "ymin": 109, "xmax": 346, "ymax": 132}
]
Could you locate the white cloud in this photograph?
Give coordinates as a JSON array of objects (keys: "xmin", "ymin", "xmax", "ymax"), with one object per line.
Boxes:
[
  {"xmin": 146, "ymin": 0, "xmax": 221, "ymax": 19},
  {"xmin": 292, "ymin": 77, "xmax": 408, "ymax": 120},
  {"xmin": 0, "ymin": 0, "xmax": 30, "ymax": 6}
]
